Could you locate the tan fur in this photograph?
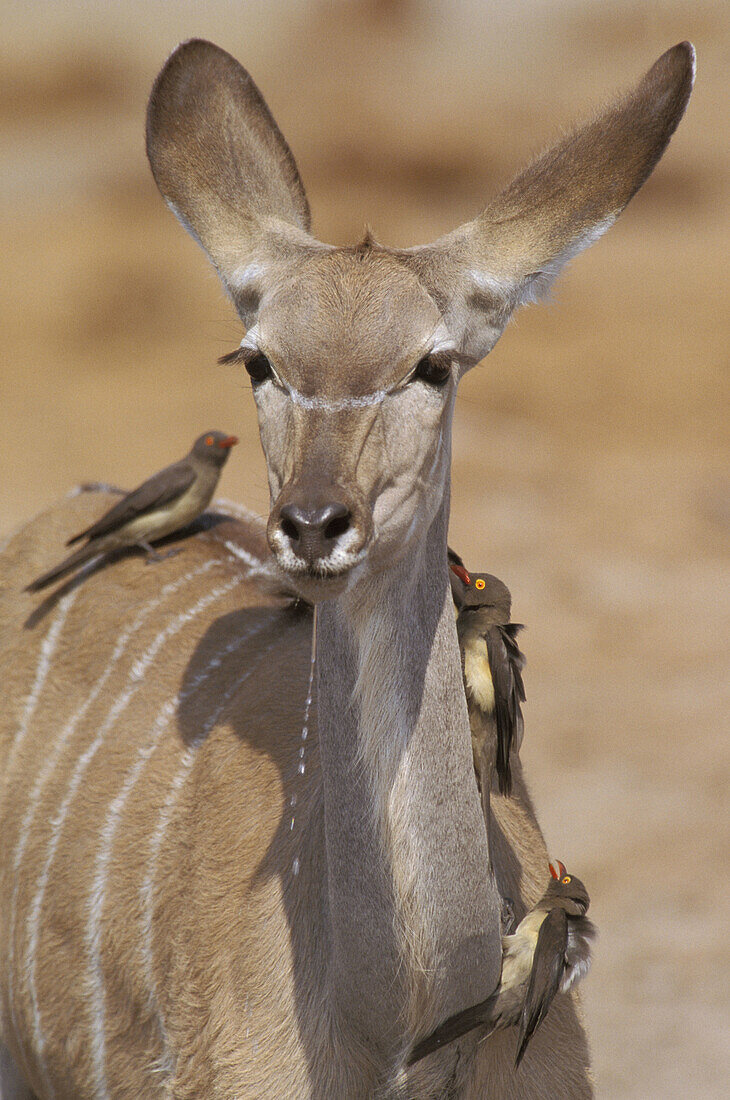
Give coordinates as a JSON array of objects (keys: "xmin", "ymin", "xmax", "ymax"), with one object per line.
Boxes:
[
  {"xmin": 0, "ymin": 495, "xmax": 586, "ymax": 1099},
  {"xmin": 0, "ymin": 37, "xmax": 694, "ymax": 1099}
]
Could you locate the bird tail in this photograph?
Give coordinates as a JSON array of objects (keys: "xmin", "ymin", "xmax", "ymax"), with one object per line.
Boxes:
[
  {"xmin": 25, "ymin": 542, "xmax": 102, "ymax": 592},
  {"xmin": 407, "ymin": 989, "xmax": 499, "ymax": 1065}
]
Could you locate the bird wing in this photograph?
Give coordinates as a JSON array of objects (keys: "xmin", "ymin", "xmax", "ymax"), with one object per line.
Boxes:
[
  {"xmin": 515, "ymin": 906, "xmax": 567, "ymax": 1067},
  {"xmin": 484, "ymin": 623, "xmax": 525, "ymax": 795},
  {"xmin": 66, "ymin": 461, "xmax": 196, "ymax": 545},
  {"xmin": 408, "ymin": 986, "xmax": 501, "ymax": 1065},
  {"xmin": 561, "ymin": 916, "xmax": 596, "ymax": 993}
]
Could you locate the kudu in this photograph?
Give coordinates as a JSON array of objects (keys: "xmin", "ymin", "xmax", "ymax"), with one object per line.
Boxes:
[{"xmin": 0, "ymin": 39, "xmax": 693, "ymax": 1099}]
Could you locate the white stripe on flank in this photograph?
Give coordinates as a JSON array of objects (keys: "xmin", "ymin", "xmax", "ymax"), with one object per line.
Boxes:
[
  {"xmin": 25, "ymin": 574, "xmax": 241, "ymax": 1100},
  {"xmin": 140, "ymin": 631, "xmax": 284, "ymax": 1066},
  {"xmin": 0, "ymin": 590, "xmax": 77, "ymax": 1088},
  {"xmin": 212, "ymin": 498, "xmax": 267, "ymax": 526},
  {"xmin": 86, "ymin": 617, "xmax": 272, "ymax": 1092},
  {"xmin": 1, "ymin": 591, "xmax": 78, "ymax": 814},
  {"xmin": 221, "ymin": 539, "xmax": 275, "ymax": 576},
  {"xmin": 4, "ymin": 562, "xmax": 220, "ymax": 1059}
]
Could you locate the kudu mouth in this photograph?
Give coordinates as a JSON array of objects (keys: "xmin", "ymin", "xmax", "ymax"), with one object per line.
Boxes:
[{"xmin": 267, "ymin": 481, "xmax": 373, "ymax": 583}]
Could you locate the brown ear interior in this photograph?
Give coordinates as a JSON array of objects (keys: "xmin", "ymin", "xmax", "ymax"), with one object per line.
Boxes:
[
  {"xmin": 146, "ymin": 38, "xmax": 311, "ymax": 302},
  {"xmin": 396, "ymin": 43, "xmax": 695, "ymax": 365}
]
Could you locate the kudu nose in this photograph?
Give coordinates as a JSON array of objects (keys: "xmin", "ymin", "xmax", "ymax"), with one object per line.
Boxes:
[{"xmin": 278, "ymin": 501, "xmax": 352, "ymax": 563}]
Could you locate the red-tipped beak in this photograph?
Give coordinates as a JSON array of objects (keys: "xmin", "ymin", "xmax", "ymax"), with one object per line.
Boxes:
[
  {"xmin": 220, "ymin": 435, "xmax": 238, "ymax": 449},
  {"xmin": 449, "ymin": 562, "xmax": 471, "ymax": 585},
  {"xmin": 549, "ymin": 860, "xmax": 567, "ymax": 880}
]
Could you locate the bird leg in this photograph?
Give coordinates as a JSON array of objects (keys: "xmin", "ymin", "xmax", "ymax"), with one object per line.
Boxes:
[
  {"xmin": 139, "ymin": 541, "xmax": 181, "ymax": 564},
  {"xmin": 500, "ymin": 896, "xmax": 517, "ymax": 935}
]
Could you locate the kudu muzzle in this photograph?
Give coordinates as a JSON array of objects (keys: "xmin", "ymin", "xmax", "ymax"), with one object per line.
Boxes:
[{"xmin": 268, "ymin": 478, "xmax": 372, "ymax": 573}]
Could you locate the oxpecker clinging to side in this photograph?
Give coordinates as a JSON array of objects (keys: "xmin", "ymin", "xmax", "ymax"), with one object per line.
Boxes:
[
  {"xmin": 449, "ymin": 548, "xmax": 526, "ymax": 799},
  {"xmin": 409, "ymin": 860, "xmax": 596, "ymax": 1066}
]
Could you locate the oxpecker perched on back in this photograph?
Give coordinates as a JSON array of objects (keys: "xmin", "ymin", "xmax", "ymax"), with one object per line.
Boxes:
[{"xmin": 26, "ymin": 431, "xmax": 238, "ymax": 592}]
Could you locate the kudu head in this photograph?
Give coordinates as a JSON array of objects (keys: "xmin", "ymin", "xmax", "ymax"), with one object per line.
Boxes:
[{"xmin": 147, "ymin": 40, "xmax": 693, "ymax": 601}]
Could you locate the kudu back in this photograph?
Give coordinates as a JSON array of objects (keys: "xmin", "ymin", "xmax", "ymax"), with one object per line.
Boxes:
[{"xmin": 0, "ymin": 40, "xmax": 693, "ymax": 1099}]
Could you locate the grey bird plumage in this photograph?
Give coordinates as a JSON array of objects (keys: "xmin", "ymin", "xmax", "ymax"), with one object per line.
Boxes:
[
  {"xmin": 26, "ymin": 431, "xmax": 238, "ymax": 592},
  {"xmin": 448, "ymin": 549, "xmax": 525, "ymax": 798},
  {"xmin": 409, "ymin": 861, "xmax": 595, "ymax": 1066}
]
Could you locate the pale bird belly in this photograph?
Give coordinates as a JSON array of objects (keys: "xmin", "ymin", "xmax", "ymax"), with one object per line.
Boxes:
[
  {"xmin": 122, "ymin": 482, "xmax": 214, "ymax": 543},
  {"xmin": 500, "ymin": 934, "xmax": 537, "ymax": 988},
  {"xmin": 501, "ymin": 909, "xmax": 546, "ymax": 985},
  {"xmin": 464, "ymin": 638, "xmax": 495, "ymax": 713}
]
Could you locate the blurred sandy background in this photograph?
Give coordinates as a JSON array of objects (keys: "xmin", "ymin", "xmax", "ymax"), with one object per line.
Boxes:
[{"xmin": 1, "ymin": 0, "xmax": 728, "ymax": 1095}]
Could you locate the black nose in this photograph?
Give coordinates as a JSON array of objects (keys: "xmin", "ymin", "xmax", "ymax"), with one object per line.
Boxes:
[{"xmin": 279, "ymin": 501, "xmax": 352, "ymax": 563}]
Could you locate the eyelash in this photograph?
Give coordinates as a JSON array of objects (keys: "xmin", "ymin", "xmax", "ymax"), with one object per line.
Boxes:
[
  {"xmin": 218, "ymin": 347, "xmax": 273, "ymax": 385},
  {"xmin": 219, "ymin": 348, "xmax": 452, "ymax": 391},
  {"xmin": 411, "ymin": 352, "xmax": 452, "ymax": 388}
]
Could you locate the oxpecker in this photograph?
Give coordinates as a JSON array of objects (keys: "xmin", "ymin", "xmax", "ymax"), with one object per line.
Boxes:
[
  {"xmin": 409, "ymin": 861, "xmax": 595, "ymax": 1065},
  {"xmin": 26, "ymin": 431, "xmax": 238, "ymax": 592},
  {"xmin": 449, "ymin": 549, "xmax": 525, "ymax": 798}
]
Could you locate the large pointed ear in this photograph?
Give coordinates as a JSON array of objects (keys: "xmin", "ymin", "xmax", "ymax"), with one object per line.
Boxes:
[
  {"xmin": 397, "ymin": 42, "xmax": 695, "ymax": 365},
  {"xmin": 146, "ymin": 39, "xmax": 323, "ymax": 325}
]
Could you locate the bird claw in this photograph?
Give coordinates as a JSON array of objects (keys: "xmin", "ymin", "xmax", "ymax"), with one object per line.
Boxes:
[
  {"xmin": 500, "ymin": 896, "xmax": 517, "ymax": 935},
  {"xmin": 144, "ymin": 547, "xmax": 182, "ymax": 564}
]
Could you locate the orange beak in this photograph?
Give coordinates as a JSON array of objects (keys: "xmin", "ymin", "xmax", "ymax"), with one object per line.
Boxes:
[
  {"xmin": 449, "ymin": 562, "xmax": 471, "ymax": 585},
  {"xmin": 220, "ymin": 435, "xmax": 239, "ymax": 449},
  {"xmin": 549, "ymin": 860, "xmax": 567, "ymax": 880}
]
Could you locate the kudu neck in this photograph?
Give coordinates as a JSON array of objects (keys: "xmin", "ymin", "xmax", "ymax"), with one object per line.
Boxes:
[{"xmin": 314, "ymin": 495, "xmax": 502, "ymax": 1056}]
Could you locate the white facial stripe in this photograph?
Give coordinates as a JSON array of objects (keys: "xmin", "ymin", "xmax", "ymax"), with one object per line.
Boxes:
[
  {"xmin": 243, "ymin": 329, "xmax": 456, "ymax": 410},
  {"xmin": 428, "ymin": 322, "xmax": 458, "ymax": 357},
  {"xmin": 285, "ymin": 388, "xmax": 389, "ymax": 411},
  {"xmin": 238, "ymin": 326, "xmax": 261, "ymax": 352}
]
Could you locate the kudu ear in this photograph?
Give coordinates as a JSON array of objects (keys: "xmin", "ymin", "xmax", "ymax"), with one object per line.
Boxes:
[
  {"xmin": 146, "ymin": 39, "xmax": 320, "ymax": 326},
  {"xmin": 398, "ymin": 42, "xmax": 695, "ymax": 365}
]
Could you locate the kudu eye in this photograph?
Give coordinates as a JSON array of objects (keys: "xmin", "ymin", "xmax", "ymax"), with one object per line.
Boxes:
[
  {"xmin": 412, "ymin": 352, "xmax": 452, "ymax": 389},
  {"xmin": 245, "ymin": 353, "xmax": 273, "ymax": 385}
]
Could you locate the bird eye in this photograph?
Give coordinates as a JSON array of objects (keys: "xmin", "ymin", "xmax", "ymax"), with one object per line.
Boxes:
[
  {"xmin": 412, "ymin": 353, "xmax": 451, "ymax": 389},
  {"xmin": 562, "ymin": 876, "xmax": 571, "ymax": 884},
  {"xmin": 475, "ymin": 578, "xmax": 486, "ymax": 590},
  {"xmin": 245, "ymin": 353, "xmax": 273, "ymax": 385},
  {"xmin": 205, "ymin": 435, "xmax": 214, "ymax": 446}
]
